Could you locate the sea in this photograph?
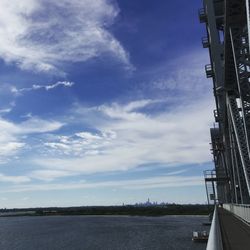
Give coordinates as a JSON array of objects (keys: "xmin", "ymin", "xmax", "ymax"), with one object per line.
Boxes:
[{"xmin": 0, "ymin": 215, "xmax": 208, "ymax": 250}]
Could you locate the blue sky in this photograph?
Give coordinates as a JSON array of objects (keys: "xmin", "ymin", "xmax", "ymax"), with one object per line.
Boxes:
[{"xmin": 0, "ymin": 0, "xmax": 215, "ymax": 208}]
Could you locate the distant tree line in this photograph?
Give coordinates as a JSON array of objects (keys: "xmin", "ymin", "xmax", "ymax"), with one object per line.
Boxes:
[{"xmin": 0, "ymin": 204, "xmax": 213, "ymax": 217}]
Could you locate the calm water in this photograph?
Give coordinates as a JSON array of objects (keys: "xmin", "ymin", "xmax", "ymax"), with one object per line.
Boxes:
[{"xmin": 0, "ymin": 215, "xmax": 208, "ymax": 250}]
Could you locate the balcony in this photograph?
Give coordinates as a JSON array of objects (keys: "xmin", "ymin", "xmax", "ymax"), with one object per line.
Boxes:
[
  {"xmin": 214, "ymin": 109, "xmax": 220, "ymax": 122},
  {"xmin": 202, "ymin": 36, "xmax": 210, "ymax": 48},
  {"xmin": 205, "ymin": 64, "xmax": 214, "ymax": 78},
  {"xmin": 199, "ymin": 8, "xmax": 207, "ymax": 23}
]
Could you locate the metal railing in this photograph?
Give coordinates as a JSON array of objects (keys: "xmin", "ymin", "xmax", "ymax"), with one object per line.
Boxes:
[
  {"xmin": 206, "ymin": 206, "xmax": 223, "ymax": 250},
  {"xmin": 223, "ymin": 203, "xmax": 250, "ymax": 224}
]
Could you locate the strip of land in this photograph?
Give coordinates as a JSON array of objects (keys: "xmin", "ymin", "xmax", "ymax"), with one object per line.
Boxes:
[{"xmin": 0, "ymin": 204, "xmax": 213, "ymax": 217}]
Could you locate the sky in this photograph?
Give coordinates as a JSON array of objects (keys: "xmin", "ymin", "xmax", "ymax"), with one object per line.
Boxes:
[{"xmin": 0, "ymin": 0, "xmax": 215, "ymax": 208}]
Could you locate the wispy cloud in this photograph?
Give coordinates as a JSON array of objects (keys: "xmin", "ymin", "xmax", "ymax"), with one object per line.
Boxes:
[
  {"xmin": 0, "ymin": 50, "xmax": 213, "ymax": 183},
  {"xmin": 0, "ymin": 108, "xmax": 12, "ymax": 114},
  {"xmin": 0, "ymin": 116, "xmax": 64, "ymax": 163},
  {"xmin": 29, "ymin": 170, "xmax": 75, "ymax": 182},
  {"xmin": 0, "ymin": 0, "xmax": 132, "ymax": 74},
  {"xmin": 11, "ymin": 81, "xmax": 75, "ymax": 95},
  {"xmin": 135, "ymin": 51, "xmax": 210, "ymax": 106},
  {"xmin": 0, "ymin": 173, "xmax": 30, "ymax": 184},
  {"xmin": 2, "ymin": 175, "xmax": 203, "ymax": 193},
  {"xmin": 27, "ymin": 95, "xmax": 213, "ymax": 178},
  {"xmin": 17, "ymin": 117, "xmax": 64, "ymax": 134}
]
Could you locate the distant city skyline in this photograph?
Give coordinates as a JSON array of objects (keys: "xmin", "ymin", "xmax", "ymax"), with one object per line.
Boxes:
[
  {"xmin": 124, "ymin": 198, "xmax": 176, "ymax": 207},
  {"xmin": 0, "ymin": 0, "xmax": 213, "ymax": 208}
]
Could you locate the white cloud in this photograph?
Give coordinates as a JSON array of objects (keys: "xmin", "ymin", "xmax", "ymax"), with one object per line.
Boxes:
[
  {"xmin": 30, "ymin": 170, "xmax": 75, "ymax": 181},
  {"xmin": 0, "ymin": 50, "xmax": 213, "ymax": 186},
  {"xmin": 43, "ymin": 131, "xmax": 115, "ymax": 157},
  {"xmin": 97, "ymin": 99, "xmax": 161, "ymax": 120},
  {"xmin": 0, "ymin": 0, "xmax": 132, "ymax": 74},
  {"xmin": 0, "ymin": 108, "xmax": 12, "ymax": 114},
  {"xmin": 0, "ymin": 173, "xmax": 30, "ymax": 184},
  {"xmin": 139, "ymin": 50, "xmax": 210, "ymax": 105},
  {"xmin": 17, "ymin": 117, "xmax": 64, "ymax": 134},
  {"xmin": 0, "ymin": 116, "xmax": 64, "ymax": 163},
  {"xmin": 2, "ymin": 175, "xmax": 203, "ymax": 193},
  {"xmin": 11, "ymin": 81, "xmax": 75, "ymax": 95},
  {"xmin": 30, "ymin": 95, "xmax": 214, "ymax": 177},
  {"xmin": 75, "ymin": 132, "xmax": 103, "ymax": 141}
]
